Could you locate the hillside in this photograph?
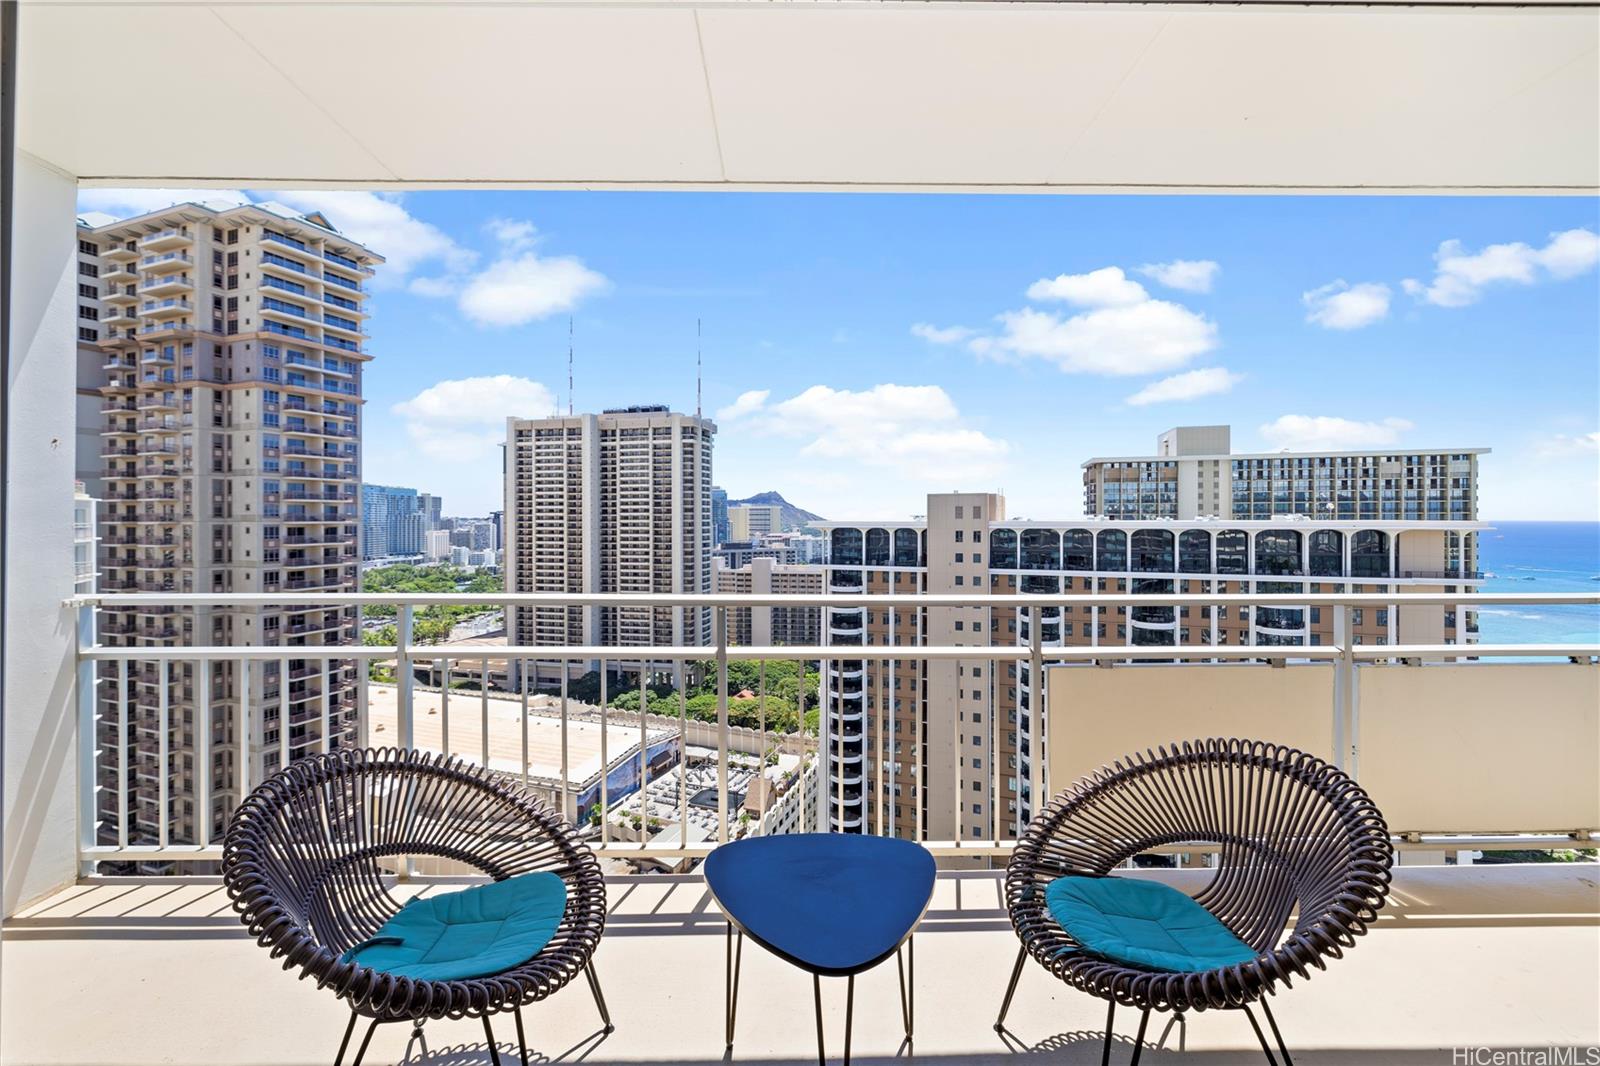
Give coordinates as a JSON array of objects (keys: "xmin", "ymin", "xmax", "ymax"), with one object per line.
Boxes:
[{"xmin": 728, "ymin": 490, "xmax": 825, "ymax": 530}]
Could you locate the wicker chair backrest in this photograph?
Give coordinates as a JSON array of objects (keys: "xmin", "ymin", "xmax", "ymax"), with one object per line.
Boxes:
[
  {"xmin": 1012, "ymin": 738, "xmax": 1391, "ymax": 953},
  {"xmin": 224, "ymin": 747, "xmax": 585, "ymax": 956}
]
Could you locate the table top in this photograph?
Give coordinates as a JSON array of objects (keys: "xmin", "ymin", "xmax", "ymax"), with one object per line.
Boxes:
[{"xmin": 702, "ymin": 833, "xmax": 937, "ymax": 977}]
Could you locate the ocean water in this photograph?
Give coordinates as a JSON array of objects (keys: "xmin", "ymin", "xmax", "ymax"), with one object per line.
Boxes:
[{"xmin": 1476, "ymin": 521, "xmax": 1600, "ymax": 646}]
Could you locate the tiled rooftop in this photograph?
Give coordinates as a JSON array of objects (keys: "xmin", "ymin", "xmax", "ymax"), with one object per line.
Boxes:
[{"xmin": 3, "ymin": 864, "xmax": 1596, "ymax": 1065}]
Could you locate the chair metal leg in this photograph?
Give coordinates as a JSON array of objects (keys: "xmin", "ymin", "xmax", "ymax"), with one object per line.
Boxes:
[
  {"xmin": 813, "ymin": 973, "xmax": 827, "ymax": 1066},
  {"xmin": 586, "ymin": 961, "xmax": 615, "ymax": 1034},
  {"xmin": 483, "ymin": 1014, "xmax": 504, "ymax": 1066},
  {"xmin": 843, "ymin": 974, "xmax": 856, "ymax": 1066},
  {"xmin": 1126, "ymin": 1007, "xmax": 1151, "ymax": 1066},
  {"xmin": 1241, "ymin": 1004, "xmax": 1281, "ymax": 1066},
  {"xmin": 345, "ymin": 1017, "xmax": 379, "ymax": 1066},
  {"xmin": 333, "ymin": 1012, "xmax": 359, "ymax": 1066},
  {"xmin": 1258, "ymin": 999, "xmax": 1294, "ymax": 1066},
  {"xmin": 725, "ymin": 922, "xmax": 743, "ymax": 1048},
  {"xmin": 1099, "ymin": 999, "xmax": 1116, "ymax": 1066},
  {"xmin": 995, "ymin": 943, "xmax": 1026, "ymax": 1032},
  {"xmin": 513, "ymin": 1004, "xmax": 531, "ymax": 1066}
]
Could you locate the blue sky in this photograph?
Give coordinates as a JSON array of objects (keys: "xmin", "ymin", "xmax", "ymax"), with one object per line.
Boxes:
[{"xmin": 79, "ymin": 189, "xmax": 1600, "ymax": 521}]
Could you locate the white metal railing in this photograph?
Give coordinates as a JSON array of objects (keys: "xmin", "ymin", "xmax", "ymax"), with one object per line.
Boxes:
[{"xmin": 69, "ymin": 590, "xmax": 1599, "ymax": 873}]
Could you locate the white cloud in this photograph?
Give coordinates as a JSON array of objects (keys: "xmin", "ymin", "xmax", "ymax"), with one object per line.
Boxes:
[
  {"xmin": 456, "ymin": 253, "xmax": 610, "ymax": 328},
  {"xmin": 745, "ymin": 384, "xmax": 1010, "ymax": 483},
  {"xmin": 1125, "ymin": 367, "xmax": 1242, "ymax": 407},
  {"xmin": 1258, "ymin": 415, "xmax": 1414, "ymax": 451},
  {"xmin": 716, "ymin": 389, "xmax": 770, "ymax": 421},
  {"xmin": 1026, "ymin": 266, "xmax": 1149, "ymax": 308},
  {"xmin": 485, "ymin": 218, "xmax": 538, "ymax": 252},
  {"xmin": 1137, "ymin": 259, "xmax": 1220, "ymax": 294},
  {"xmin": 1303, "ymin": 280, "xmax": 1391, "ymax": 330},
  {"xmin": 1533, "ymin": 430, "xmax": 1600, "ymax": 458},
  {"xmin": 910, "ymin": 323, "xmax": 975, "ymax": 345},
  {"xmin": 975, "ymin": 301, "xmax": 1218, "ymax": 376},
  {"xmin": 392, "ymin": 375, "xmax": 558, "ymax": 461},
  {"xmin": 1402, "ymin": 228, "xmax": 1599, "ymax": 307},
  {"xmin": 965, "ymin": 264, "xmax": 1219, "ymax": 375}
]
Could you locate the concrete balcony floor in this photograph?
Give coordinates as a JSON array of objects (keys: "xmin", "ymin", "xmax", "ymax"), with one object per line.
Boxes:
[{"xmin": 2, "ymin": 865, "xmax": 1597, "ymax": 1066}]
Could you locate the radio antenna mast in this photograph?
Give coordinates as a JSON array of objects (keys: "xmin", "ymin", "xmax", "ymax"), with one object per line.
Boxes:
[
  {"xmin": 567, "ymin": 316, "xmax": 574, "ymax": 416},
  {"xmin": 696, "ymin": 318, "xmax": 702, "ymax": 419}
]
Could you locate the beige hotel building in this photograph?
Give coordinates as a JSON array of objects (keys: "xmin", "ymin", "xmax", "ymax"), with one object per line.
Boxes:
[
  {"xmin": 77, "ymin": 201, "xmax": 380, "ymax": 861},
  {"xmin": 818, "ymin": 481, "xmax": 1487, "ymax": 845}
]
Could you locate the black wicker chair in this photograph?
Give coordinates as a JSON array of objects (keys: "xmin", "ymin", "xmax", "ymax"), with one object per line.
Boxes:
[
  {"xmin": 996, "ymin": 738, "xmax": 1393, "ymax": 1065},
  {"xmin": 223, "ymin": 747, "xmax": 611, "ymax": 1066}
]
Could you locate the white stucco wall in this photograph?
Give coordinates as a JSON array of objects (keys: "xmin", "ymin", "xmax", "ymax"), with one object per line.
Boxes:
[{"xmin": 4, "ymin": 151, "xmax": 81, "ymax": 915}]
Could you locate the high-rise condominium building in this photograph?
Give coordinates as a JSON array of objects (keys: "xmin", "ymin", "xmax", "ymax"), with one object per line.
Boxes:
[
  {"xmin": 818, "ymin": 490, "xmax": 1486, "ymax": 844},
  {"xmin": 361, "ymin": 483, "xmax": 426, "ymax": 559},
  {"xmin": 711, "ymin": 486, "xmax": 730, "ymax": 547},
  {"xmin": 418, "ymin": 492, "xmax": 444, "ymax": 531},
  {"xmin": 728, "ymin": 503, "xmax": 783, "ymax": 541},
  {"xmin": 504, "ymin": 406, "xmax": 716, "ymax": 687},
  {"xmin": 713, "ymin": 556, "xmax": 824, "ymax": 647},
  {"xmin": 78, "ymin": 200, "xmax": 379, "ymax": 861}
]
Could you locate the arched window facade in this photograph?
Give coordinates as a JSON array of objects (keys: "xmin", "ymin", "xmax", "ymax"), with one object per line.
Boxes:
[
  {"xmin": 990, "ymin": 528, "xmax": 1018, "ymax": 569},
  {"xmin": 1255, "ymin": 530, "xmax": 1303, "ymax": 575},
  {"xmin": 1096, "ymin": 529, "xmax": 1127, "ymax": 571},
  {"xmin": 1130, "ymin": 529, "xmax": 1174, "ymax": 572},
  {"xmin": 1178, "ymin": 530, "xmax": 1211, "ymax": 573},
  {"xmin": 894, "ymin": 528, "xmax": 920, "ymax": 567},
  {"xmin": 1020, "ymin": 529, "xmax": 1060, "ymax": 571},
  {"xmin": 1352, "ymin": 530, "xmax": 1390, "ymax": 577},
  {"xmin": 1310, "ymin": 530, "xmax": 1343, "ymax": 576},
  {"xmin": 864, "ymin": 527, "xmax": 891, "ymax": 567},
  {"xmin": 1215, "ymin": 529, "xmax": 1248, "ymax": 574},
  {"xmin": 830, "ymin": 528, "xmax": 862, "ymax": 566},
  {"xmin": 1062, "ymin": 529, "xmax": 1094, "ymax": 570}
]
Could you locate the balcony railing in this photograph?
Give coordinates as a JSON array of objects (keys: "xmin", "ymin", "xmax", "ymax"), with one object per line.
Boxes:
[{"xmin": 69, "ymin": 590, "xmax": 1599, "ymax": 873}]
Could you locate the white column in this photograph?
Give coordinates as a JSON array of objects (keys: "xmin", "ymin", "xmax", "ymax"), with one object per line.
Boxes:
[{"xmin": 4, "ymin": 153, "xmax": 82, "ymax": 915}]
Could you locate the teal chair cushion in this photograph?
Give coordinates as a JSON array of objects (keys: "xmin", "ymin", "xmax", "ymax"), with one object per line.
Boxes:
[
  {"xmin": 342, "ymin": 872, "xmax": 568, "ymax": 981},
  {"xmin": 1044, "ymin": 875, "xmax": 1257, "ymax": 973}
]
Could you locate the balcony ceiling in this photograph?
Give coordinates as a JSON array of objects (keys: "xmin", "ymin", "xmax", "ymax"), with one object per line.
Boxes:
[{"xmin": 19, "ymin": 0, "xmax": 1600, "ymax": 193}]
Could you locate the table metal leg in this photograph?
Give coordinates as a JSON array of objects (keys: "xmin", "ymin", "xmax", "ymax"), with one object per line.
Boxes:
[
  {"xmin": 725, "ymin": 922, "xmax": 743, "ymax": 1049},
  {"xmin": 896, "ymin": 938, "xmax": 914, "ymax": 1040},
  {"xmin": 842, "ymin": 974, "xmax": 856, "ymax": 1066},
  {"xmin": 813, "ymin": 973, "xmax": 826, "ymax": 1066}
]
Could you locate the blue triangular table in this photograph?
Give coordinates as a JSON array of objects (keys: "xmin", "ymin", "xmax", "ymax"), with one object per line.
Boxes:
[{"xmin": 703, "ymin": 833, "xmax": 936, "ymax": 1065}]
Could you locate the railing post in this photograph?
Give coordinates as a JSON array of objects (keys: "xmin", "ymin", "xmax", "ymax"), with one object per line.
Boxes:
[
  {"xmin": 480, "ymin": 655, "xmax": 490, "ymax": 769},
  {"xmin": 196, "ymin": 659, "xmax": 211, "ymax": 850},
  {"xmin": 75, "ymin": 604, "xmax": 98, "ymax": 876},
  {"xmin": 1030, "ymin": 604, "xmax": 1044, "ymax": 833},
  {"xmin": 396, "ymin": 604, "xmax": 414, "ymax": 750},
  {"xmin": 237, "ymin": 656, "xmax": 251, "ymax": 805},
  {"xmin": 1333, "ymin": 603, "xmax": 1354, "ymax": 772},
  {"xmin": 716, "ymin": 606, "xmax": 729, "ymax": 845}
]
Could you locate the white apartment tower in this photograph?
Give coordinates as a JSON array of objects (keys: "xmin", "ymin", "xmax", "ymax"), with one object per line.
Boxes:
[
  {"xmin": 505, "ymin": 406, "xmax": 716, "ymax": 686},
  {"xmin": 77, "ymin": 200, "xmax": 380, "ymax": 862}
]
